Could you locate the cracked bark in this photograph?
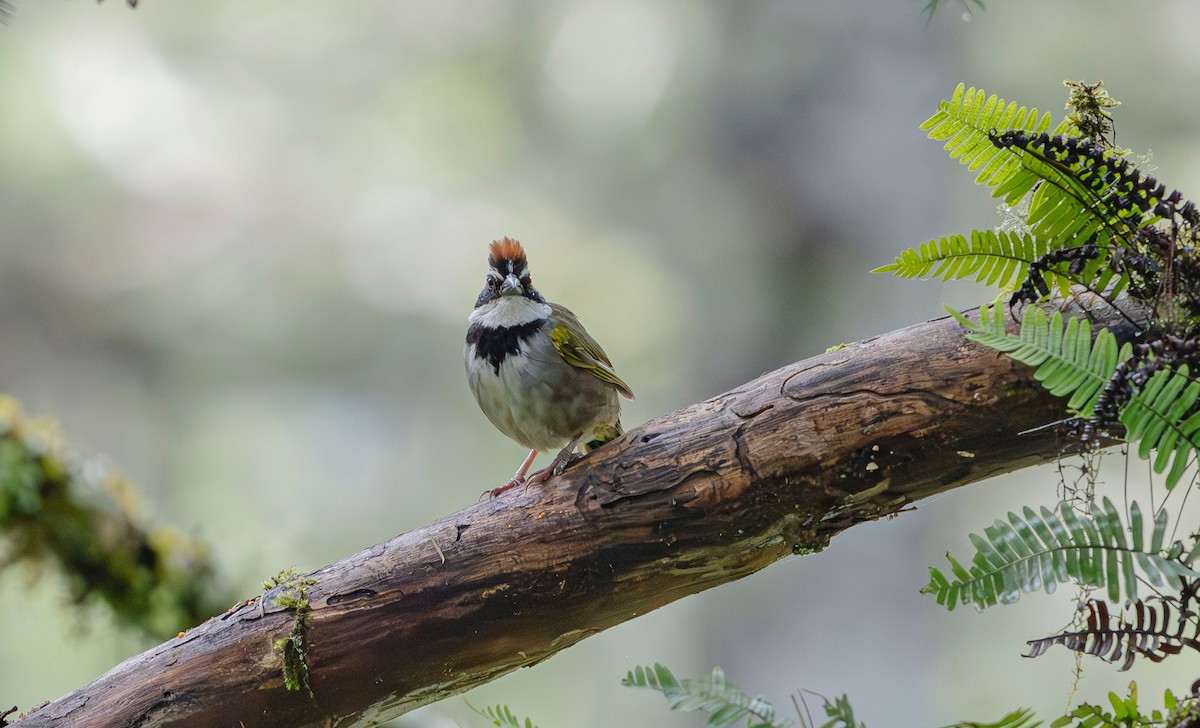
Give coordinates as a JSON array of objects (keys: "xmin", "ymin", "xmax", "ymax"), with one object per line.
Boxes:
[{"xmin": 11, "ymin": 300, "xmax": 1143, "ymax": 728}]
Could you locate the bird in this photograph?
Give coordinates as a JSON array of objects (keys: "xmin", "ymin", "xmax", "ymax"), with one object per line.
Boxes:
[{"xmin": 465, "ymin": 237, "xmax": 633, "ymax": 496}]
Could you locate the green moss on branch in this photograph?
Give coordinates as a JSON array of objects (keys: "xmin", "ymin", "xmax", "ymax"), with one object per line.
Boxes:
[{"xmin": 0, "ymin": 395, "xmax": 230, "ymax": 638}]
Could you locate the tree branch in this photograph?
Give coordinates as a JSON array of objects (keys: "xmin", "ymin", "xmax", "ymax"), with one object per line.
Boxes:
[{"xmin": 11, "ymin": 300, "xmax": 1143, "ymax": 727}]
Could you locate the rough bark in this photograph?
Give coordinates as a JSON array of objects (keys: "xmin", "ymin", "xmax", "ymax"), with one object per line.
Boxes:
[{"xmin": 12, "ymin": 301, "xmax": 1142, "ymax": 728}]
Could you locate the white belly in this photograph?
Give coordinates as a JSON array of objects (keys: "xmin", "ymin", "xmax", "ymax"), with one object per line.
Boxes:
[{"xmin": 466, "ymin": 338, "xmax": 620, "ymax": 452}]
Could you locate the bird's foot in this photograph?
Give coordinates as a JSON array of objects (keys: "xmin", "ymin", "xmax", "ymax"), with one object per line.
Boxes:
[
  {"xmin": 479, "ymin": 442, "xmax": 583, "ymax": 498},
  {"xmin": 525, "ymin": 448, "xmax": 584, "ymax": 485},
  {"xmin": 552, "ymin": 450, "xmax": 585, "ymax": 476},
  {"xmin": 480, "ymin": 473, "xmax": 526, "ymax": 500}
]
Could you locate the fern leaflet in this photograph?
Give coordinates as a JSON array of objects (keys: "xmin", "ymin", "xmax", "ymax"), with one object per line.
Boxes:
[
  {"xmin": 921, "ymin": 83, "xmax": 1153, "ymax": 248},
  {"xmin": 922, "ymin": 498, "xmax": 1200, "ymax": 610},
  {"xmin": 957, "ymin": 305, "xmax": 1200, "ymax": 488},
  {"xmin": 623, "ymin": 664, "xmax": 789, "ymax": 728},
  {"xmin": 872, "ymin": 230, "xmax": 1052, "ymax": 292},
  {"xmin": 992, "ymin": 131, "xmax": 1163, "ymax": 253},
  {"xmin": 919, "ymin": 83, "xmax": 1055, "ymax": 193},
  {"xmin": 1054, "ymin": 685, "xmax": 1200, "ymax": 728},
  {"xmin": 816, "ymin": 694, "xmax": 866, "ymax": 728},
  {"xmin": 1025, "ymin": 596, "xmax": 1200, "ymax": 671},
  {"xmin": 468, "ymin": 703, "xmax": 540, "ymax": 728},
  {"xmin": 946, "ymin": 708, "xmax": 1041, "ymax": 728},
  {"xmin": 1118, "ymin": 365, "xmax": 1200, "ymax": 489},
  {"xmin": 914, "ymin": 84, "xmax": 1170, "ymax": 300},
  {"xmin": 950, "ymin": 304, "xmax": 1129, "ymax": 415}
]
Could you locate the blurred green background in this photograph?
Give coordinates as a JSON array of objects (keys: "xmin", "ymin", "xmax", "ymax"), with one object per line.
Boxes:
[{"xmin": 3, "ymin": 1, "xmax": 1200, "ymax": 725}]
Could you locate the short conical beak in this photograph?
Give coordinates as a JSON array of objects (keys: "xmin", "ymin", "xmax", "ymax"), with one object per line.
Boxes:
[{"xmin": 500, "ymin": 274, "xmax": 523, "ymax": 295}]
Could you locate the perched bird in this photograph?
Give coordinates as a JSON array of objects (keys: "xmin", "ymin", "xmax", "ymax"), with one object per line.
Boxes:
[{"xmin": 465, "ymin": 237, "xmax": 633, "ymax": 496}]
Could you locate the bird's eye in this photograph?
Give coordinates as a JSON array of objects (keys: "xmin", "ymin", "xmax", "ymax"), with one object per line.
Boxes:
[{"xmin": 486, "ymin": 277, "xmax": 498, "ymax": 290}]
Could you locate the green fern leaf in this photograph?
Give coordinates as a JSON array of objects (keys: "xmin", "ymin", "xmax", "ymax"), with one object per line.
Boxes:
[
  {"xmin": 946, "ymin": 708, "xmax": 1041, "ymax": 728},
  {"xmin": 922, "ymin": 499, "xmax": 1200, "ymax": 611},
  {"xmin": 920, "ymin": 84, "xmax": 1054, "ymax": 193},
  {"xmin": 953, "ymin": 304, "xmax": 1129, "ymax": 416},
  {"xmin": 1118, "ymin": 366, "xmax": 1200, "ymax": 489},
  {"xmin": 921, "ymin": 85, "xmax": 1157, "ymax": 299},
  {"xmin": 955, "ymin": 301, "xmax": 1200, "ymax": 489},
  {"xmin": 468, "ymin": 703, "xmax": 540, "ymax": 728},
  {"xmin": 623, "ymin": 664, "xmax": 789, "ymax": 728},
  {"xmin": 1002, "ymin": 134, "xmax": 1160, "ymax": 251},
  {"xmin": 872, "ymin": 230, "xmax": 1060, "ymax": 294},
  {"xmin": 1050, "ymin": 685, "xmax": 1199, "ymax": 728},
  {"xmin": 818, "ymin": 694, "xmax": 866, "ymax": 728}
]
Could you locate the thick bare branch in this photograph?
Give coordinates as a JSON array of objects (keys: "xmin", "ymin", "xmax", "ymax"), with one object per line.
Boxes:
[{"xmin": 12, "ymin": 301, "xmax": 1142, "ymax": 727}]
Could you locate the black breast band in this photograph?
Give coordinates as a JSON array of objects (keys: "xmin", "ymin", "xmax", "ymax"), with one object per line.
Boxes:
[{"xmin": 467, "ymin": 319, "xmax": 547, "ymax": 374}]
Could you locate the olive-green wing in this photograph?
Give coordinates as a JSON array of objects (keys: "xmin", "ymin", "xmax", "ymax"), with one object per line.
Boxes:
[{"xmin": 548, "ymin": 303, "xmax": 634, "ymax": 399}]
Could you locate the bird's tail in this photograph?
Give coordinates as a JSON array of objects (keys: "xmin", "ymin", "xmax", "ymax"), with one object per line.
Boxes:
[{"xmin": 583, "ymin": 421, "xmax": 622, "ymax": 452}]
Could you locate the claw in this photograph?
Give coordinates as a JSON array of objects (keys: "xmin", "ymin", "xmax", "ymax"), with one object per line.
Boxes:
[
  {"xmin": 526, "ymin": 440, "xmax": 584, "ymax": 485},
  {"xmin": 552, "ymin": 451, "xmax": 583, "ymax": 476},
  {"xmin": 479, "ymin": 437, "xmax": 588, "ymax": 499},
  {"xmin": 481, "ymin": 473, "xmax": 525, "ymax": 500},
  {"xmin": 481, "ymin": 450, "xmax": 539, "ymax": 499}
]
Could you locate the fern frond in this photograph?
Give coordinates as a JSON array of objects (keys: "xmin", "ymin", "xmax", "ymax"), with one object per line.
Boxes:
[
  {"xmin": 922, "ymin": 498, "xmax": 1200, "ymax": 611},
  {"xmin": 817, "ymin": 694, "xmax": 866, "ymax": 728},
  {"xmin": 623, "ymin": 664, "xmax": 789, "ymax": 728},
  {"xmin": 958, "ymin": 305, "xmax": 1200, "ymax": 488},
  {"xmin": 922, "ymin": 86, "xmax": 1170, "ymax": 300},
  {"xmin": 1058, "ymin": 685, "xmax": 1200, "ymax": 728},
  {"xmin": 468, "ymin": 703, "xmax": 540, "ymax": 728},
  {"xmin": 1118, "ymin": 365, "xmax": 1200, "ymax": 489},
  {"xmin": 952, "ymin": 304, "xmax": 1129, "ymax": 415},
  {"xmin": 991, "ymin": 131, "xmax": 1163, "ymax": 251},
  {"xmin": 920, "ymin": 83, "xmax": 1056, "ymax": 193},
  {"xmin": 945, "ymin": 708, "xmax": 1041, "ymax": 728},
  {"xmin": 1025, "ymin": 596, "xmax": 1200, "ymax": 671},
  {"xmin": 873, "ymin": 230, "xmax": 1054, "ymax": 293}
]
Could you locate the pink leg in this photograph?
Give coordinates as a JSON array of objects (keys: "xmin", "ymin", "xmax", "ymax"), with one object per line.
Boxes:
[
  {"xmin": 483, "ymin": 449, "xmax": 539, "ymax": 499},
  {"xmin": 525, "ymin": 437, "xmax": 582, "ymax": 486}
]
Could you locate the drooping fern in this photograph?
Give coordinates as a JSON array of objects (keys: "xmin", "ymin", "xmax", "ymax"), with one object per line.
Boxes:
[
  {"xmin": 946, "ymin": 708, "xmax": 1041, "ymax": 728},
  {"xmin": 623, "ymin": 664, "xmax": 789, "ymax": 728},
  {"xmin": 467, "ymin": 702, "xmax": 541, "ymax": 728},
  {"xmin": 1025, "ymin": 593, "xmax": 1200, "ymax": 671},
  {"xmin": 951, "ymin": 304, "xmax": 1129, "ymax": 416},
  {"xmin": 991, "ymin": 131, "xmax": 1156, "ymax": 250},
  {"xmin": 923, "ymin": 498, "xmax": 1200, "ymax": 610},
  {"xmin": 871, "ymin": 78, "xmax": 1200, "ymax": 713},
  {"xmin": 1118, "ymin": 366, "xmax": 1200, "ymax": 488},
  {"xmin": 953, "ymin": 305, "xmax": 1200, "ymax": 489}
]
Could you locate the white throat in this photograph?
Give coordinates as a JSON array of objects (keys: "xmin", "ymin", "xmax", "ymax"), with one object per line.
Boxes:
[{"xmin": 469, "ymin": 296, "xmax": 551, "ymax": 328}]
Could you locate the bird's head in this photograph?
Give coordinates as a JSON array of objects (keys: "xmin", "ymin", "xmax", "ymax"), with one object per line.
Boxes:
[{"xmin": 476, "ymin": 237, "xmax": 544, "ymax": 308}]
